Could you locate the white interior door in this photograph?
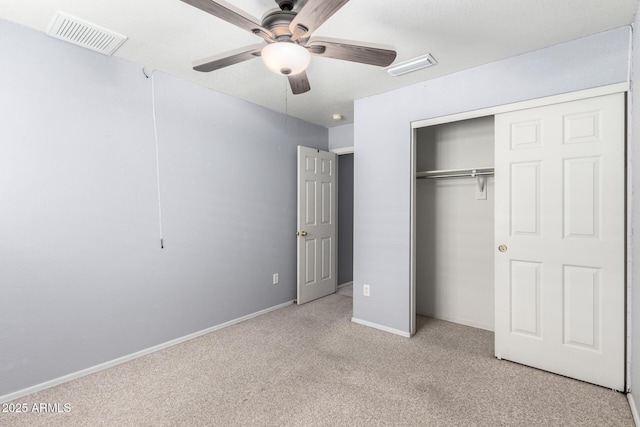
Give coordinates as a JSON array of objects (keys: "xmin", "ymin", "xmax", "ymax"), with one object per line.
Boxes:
[
  {"xmin": 494, "ymin": 93, "xmax": 625, "ymax": 390},
  {"xmin": 297, "ymin": 146, "xmax": 337, "ymax": 305}
]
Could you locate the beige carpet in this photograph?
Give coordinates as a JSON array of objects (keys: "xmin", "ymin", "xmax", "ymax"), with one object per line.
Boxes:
[
  {"xmin": 0, "ymin": 294, "xmax": 633, "ymax": 426},
  {"xmin": 337, "ymin": 284, "xmax": 353, "ymax": 297}
]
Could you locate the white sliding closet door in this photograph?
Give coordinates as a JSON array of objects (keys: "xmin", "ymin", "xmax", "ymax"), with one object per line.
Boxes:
[{"xmin": 494, "ymin": 93, "xmax": 625, "ymax": 390}]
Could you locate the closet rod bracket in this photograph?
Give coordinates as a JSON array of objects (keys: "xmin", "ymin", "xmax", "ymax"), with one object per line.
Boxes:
[{"xmin": 476, "ymin": 174, "xmax": 487, "ymax": 200}]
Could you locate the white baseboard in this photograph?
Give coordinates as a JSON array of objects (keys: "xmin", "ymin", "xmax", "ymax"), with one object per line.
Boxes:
[
  {"xmin": 629, "ymin": 393, "xmax": 640, "ymax": 427},
  {"xmin": 416, "ymin": 311, "xmax": 494, "ymax": 332},
  {"xmin": 338, "ymin": 281, "xmax": 353, "ymax": 289},
  {"xmin": 351, "ymin": 317, "xmax": 411, "ymax": 338},
  {"xmin": 0, "ymin": 300, "xmax": 295, "ymax": 404}
]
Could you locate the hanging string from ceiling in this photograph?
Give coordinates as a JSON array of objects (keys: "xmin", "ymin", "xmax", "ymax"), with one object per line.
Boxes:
[{"xmin": 147, "ymin": 69, "xmax": 165, "ymax": 249}]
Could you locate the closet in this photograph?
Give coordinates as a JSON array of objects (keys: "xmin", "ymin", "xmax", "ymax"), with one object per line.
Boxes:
[
  {"xmin": 412, "ymin": 91, "xmax": 626, "ymax": 390},
  {"xmin": 415, "ymin": 116, "xmax": 495, "ymax": 331}
]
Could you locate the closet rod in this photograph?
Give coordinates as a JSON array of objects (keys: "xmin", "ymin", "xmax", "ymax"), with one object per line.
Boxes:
[{"xmin": 416, "ymin": 167, "xmax": 494, "ymax": 180}]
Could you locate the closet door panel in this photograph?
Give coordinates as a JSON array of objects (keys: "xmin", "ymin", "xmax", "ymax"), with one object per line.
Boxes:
[
  {"xmin": 510, "ymin": 260, "xmax": 542, "ymax": 337},
  {"xmin": 495, "ymin": 92, "xmax": 624, "ymax": 391},
  {"xmin": 563, "ymin": 157, "xmax": 600, "ymax": 239},
  {"xmin": 563, "ymin": 265, "xmax": 601, "ymax": 351},
  {"xmin": 510, "ymin": 162, "xmax": 541, "ymax": 236},
  {"xmin": 510, "ymin": 120, "xmax": 543, "ymax": 150}
]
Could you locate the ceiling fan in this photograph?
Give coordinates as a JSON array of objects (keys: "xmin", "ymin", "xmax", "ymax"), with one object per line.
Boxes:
[{"xmin": 180, "ymin": 0, "xmax": 397, "ymax": 94}]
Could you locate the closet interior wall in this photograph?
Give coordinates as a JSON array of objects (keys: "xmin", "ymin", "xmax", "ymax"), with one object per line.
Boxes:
[{"xmin": 416, "ymin": 116, "xmax": 495, "ymax": 331}]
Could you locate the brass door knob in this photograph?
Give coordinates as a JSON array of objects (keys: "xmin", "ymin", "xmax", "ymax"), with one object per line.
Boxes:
[
  {"xmin": 498, "ymin": 244, "xmax": 508, "ymax": 252},
  {"xmin": 297, "ymin": 231, "xmax": 308, "ymax": 237}
]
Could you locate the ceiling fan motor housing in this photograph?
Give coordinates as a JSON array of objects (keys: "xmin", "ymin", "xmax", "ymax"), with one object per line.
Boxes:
[{"xmin": 262, "ymin": 9, "xmax": 297, "ymax": 39}]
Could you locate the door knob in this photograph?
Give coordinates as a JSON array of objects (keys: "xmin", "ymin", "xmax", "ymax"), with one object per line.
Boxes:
[
  {"xmin": 498, "ymin": 244, "xmax": 508, "ymax": 252},
  {"xmin": 297, "ymin": 231, "xmax": 308, "ymax": 237}
]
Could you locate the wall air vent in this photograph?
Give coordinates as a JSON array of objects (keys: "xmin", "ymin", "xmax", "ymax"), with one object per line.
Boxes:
[
  {"xmin": 386, "ymin": 53, "xmax": 437, "ymax": 77},
  {"xmin": 47, "ymin": 12, "xmax": 127, "ymax": 56}
]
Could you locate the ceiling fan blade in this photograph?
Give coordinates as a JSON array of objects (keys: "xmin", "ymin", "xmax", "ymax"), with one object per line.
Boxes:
[
  {"xmin": 288, "ymin": 71, "xmax": 311, "ymax": 95},
  {"xmin": 289, "ymin": 0, "xmax": 350, "ymax": 41},
  {"xmin": 180, "ymin": 0, "xmax": 274, "ymax": 40},
  {"xmin": 307, "ymin": 38, "xmax": 397, "ymax": 67},
  {"xmin": 193, "ymin": 44, "xmax": 264, "ymax": 72}
]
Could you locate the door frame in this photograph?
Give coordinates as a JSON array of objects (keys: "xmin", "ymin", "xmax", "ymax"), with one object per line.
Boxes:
[
  {"xmin": 330, "ymin": 147, "xmax": 355, "ymax": 291},
  {"xmin": 408, "ymin": 82, "xmax": 630, "ymax": 387}
]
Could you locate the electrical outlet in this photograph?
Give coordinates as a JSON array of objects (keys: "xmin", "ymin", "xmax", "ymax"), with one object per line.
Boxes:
[
  {"xmin": 363, "ymin": 284, "xmax": 370, "ymax": 297},
  {"xmin": 273, "ymin": 273, "xmax": 279, "ymax": 285}
]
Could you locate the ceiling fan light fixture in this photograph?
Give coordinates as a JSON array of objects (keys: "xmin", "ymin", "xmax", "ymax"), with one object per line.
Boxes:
[
  {"xmin": 386, "ymin": 53, "xmax": 437, "ymax": 77},
  {"xmin": 261, "ymin": 42, "xmax": 311, "ymax": 76}
]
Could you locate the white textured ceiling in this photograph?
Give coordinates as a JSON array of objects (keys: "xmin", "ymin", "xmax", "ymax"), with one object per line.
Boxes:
[{"xmin": 1, "ymin": 0, "xmax": 637, "ymax": 127}]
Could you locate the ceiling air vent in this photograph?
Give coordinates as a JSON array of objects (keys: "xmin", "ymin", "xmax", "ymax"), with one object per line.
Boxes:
[{"xmin": 47, "ymin": 12, "xmax": 127, "ymax": 56}]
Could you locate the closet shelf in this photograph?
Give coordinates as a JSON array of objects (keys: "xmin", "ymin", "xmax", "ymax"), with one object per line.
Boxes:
[{"xmin": 416, "ymin": 167, "xmax": 494, "ymax": 180}]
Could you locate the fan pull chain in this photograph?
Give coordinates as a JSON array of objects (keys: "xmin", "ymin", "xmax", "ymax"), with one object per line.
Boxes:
[
  {"xmin": 151, "ymin": 72, "xmax": 165, "ymax": 249},
  {"xmin": 285, "ymin": 78, "xmax": 288, "ymax": 125}
]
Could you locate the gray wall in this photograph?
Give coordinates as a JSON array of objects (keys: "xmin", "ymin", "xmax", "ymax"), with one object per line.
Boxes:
[
  {"xmin": 328, "ymin": 124, "xmax": 354, "ymax": 150},
  {"xmin": 353, "ymin": 26, "xmax": 631, "ymax": 333},
  {"xmin": 415, "ymin": 117, "xmax": 494, "ymax": 331},
  {"xmin": 0, "ymin": 19, "xmax": 327, "ymax": 397},
  {"xmin": 631, "ymin": 8, "xmax": 640, "ymax": 407},
  {"xmin": 338, "ymin": 154, "xmax": 354, "ymax": 285}
]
